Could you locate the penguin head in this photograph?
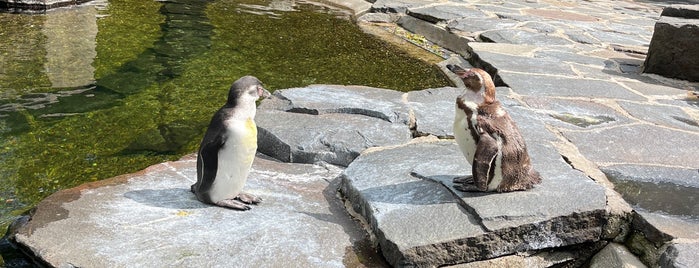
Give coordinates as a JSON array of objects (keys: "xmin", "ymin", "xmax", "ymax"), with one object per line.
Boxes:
[
  {"xmin": 446, "ymin": 65, "xmax": 496, "ymax": 104},
  {"xmin": 226, "ymin": 76, "xmax": 271, "ymax": 106}
]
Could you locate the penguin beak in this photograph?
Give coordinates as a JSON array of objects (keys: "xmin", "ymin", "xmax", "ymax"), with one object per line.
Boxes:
[
  {"xmin": 257, "ymin": 85, "xmax": 271, "ymax": 99},
  {"xmin": 446, "ymin": 64, "xmax": 470, "ymax": 78}
]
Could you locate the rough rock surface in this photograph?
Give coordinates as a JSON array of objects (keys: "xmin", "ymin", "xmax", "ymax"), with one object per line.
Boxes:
[
  {"xmin": 589, "ymin": 243, "xmax": 647, "ymax": 268},
  {"xmin": 256, "ymin": 85, "xmax": 412, "ymax": 167},
  {"xmin": 644, "ymin": 5, "xmax": 699, "ymax": 81},
  {"xmin": 13, "ymin": 154, "xmax": 387, "ymax": 267}
]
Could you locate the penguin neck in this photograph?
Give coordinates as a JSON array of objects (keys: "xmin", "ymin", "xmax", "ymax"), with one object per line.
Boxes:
[{"xmin": 224, "ymin": 100, "xmax": 257, "ymax": 121}]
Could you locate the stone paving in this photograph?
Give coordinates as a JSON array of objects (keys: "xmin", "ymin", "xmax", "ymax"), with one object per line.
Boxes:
[
  {"xmin": 349, "ymin": 0, "xmax": 699, "ymax": 266},
  {"xmin": 5, "ymin": 0, "xmax": 699, "ymax": 267}
]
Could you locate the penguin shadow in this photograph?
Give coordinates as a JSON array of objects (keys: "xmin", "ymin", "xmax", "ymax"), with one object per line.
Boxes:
[
  {"xmin": 123, "ymin": 188, "xmax": 209, "ymax": 210},
  {"xmin": 410, "ymin": 172, "xmax": 495, "ymax": 199}
]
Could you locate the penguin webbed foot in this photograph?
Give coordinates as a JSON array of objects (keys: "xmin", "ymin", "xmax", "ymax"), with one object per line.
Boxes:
[
  {"xmin": 453, "ymin": 175, "xmax": 484, "ymax": 192},
  {"xmin": 236, "ymin": 192, "xmax": 263, "ymax": 205},
  {"xmin": 215, "ymin": 199, "xmax": 252, "ymax": 210},
  {"xmin": 453, "ymin": 175, "xmax": 474, "ymax": 184}
]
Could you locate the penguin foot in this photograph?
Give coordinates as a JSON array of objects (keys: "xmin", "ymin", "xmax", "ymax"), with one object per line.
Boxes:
[
  {"xmin": 454, "ymin": 183, "xmax": 482, "ymax": 192},
  {"xmin": 453, "ymin": 176, "xmax": 474, "ymax": 184},
  {"xmin": 215, "ymin": 199, "xmax": 252, "ymax": 210},
  {"xmin": 236, "ymin": 192, "xmax": 263, "ymax": 205}
]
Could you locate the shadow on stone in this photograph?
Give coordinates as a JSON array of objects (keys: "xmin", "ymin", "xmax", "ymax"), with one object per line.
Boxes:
[{"xmin": 123, "ymin": 188, "xmax": 208, "ymax": 210}]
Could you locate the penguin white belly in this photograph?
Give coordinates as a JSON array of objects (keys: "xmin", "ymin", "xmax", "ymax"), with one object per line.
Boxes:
[
  {"xmin": 453, "ymin": 102, "xmax": 478, "ymax": 162},
  {"xmin": 209, "ymin": 118, "xmax": 258, "ymax": 203}
]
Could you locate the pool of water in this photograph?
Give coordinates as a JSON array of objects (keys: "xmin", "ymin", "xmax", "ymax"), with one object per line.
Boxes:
[{"xmin": 0, "ymin": 0, "xmax": 450, "ymax": 235}]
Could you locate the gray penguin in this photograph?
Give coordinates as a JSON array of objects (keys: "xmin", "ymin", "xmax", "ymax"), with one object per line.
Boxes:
[{"xmin": 191, "ymin": 76, "xmax": 271, "ymax": 209}]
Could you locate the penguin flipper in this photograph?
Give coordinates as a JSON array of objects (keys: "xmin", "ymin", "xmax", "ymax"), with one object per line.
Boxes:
[
  {"xmin": 472, "ymin": 133, "xmax": 500, "ymax": 191},
  {"xmin": 193, "ymin": 135, "xmax": 224, "ymax": 199}
]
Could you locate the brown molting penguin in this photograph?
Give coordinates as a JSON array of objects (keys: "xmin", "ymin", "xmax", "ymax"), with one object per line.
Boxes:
[{"xmin": 448, "ymin": 65, "xmax": 541, "ymax": 192}]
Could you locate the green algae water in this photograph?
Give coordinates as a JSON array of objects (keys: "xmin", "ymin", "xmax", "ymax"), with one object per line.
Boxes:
[{"xmin": 0, "ymin": 0, "xmax": 450, "ymax": 235}]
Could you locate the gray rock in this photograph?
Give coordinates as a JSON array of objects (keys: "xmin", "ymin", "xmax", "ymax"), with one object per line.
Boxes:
[
  {"xmin": 480, "ymin": 29, "xmax": 573, "ymax": 46},
  {"xmin": 499, "ymin": 72, "xmax": 646, "ymax": 100},
  {"xmin": 643, "ymin": 15, "xmax": 699, "ymax": 82},
  {"xmin": 256, "ymin": 109, "xmax": 412, "ymax": 167},
  {"xmin": 447, "ymin": 17, "xmax": 519, "ymax": 34},
  {"xmin": 357, "ymin": 12, "xmax": 398, "ymax": 23},
  {"xmin": 273, "ymin": 84, "xmax": 410, "ymax": 124},
  {"xmin": 370, "ymin": 0, "xmax": 432, "ymax": 14},
  {"xmin": 13, "ymin": 154, "xmax": 380, "ymax": 267},
  {"xmin": 661, "ymin": 4, "xmax": 699, "ymax": 19},
  {"xmin": 565, "ymin": 30, "xmax": 602, "ymax": 45},
  {"xmin": 660, "ymin": 242, "xmax": 699, "ymax": 268},
  {"xmin": 522, "ymin": 97, "xmax": 631, "ymax": 129},
  {"xmin": 561, "ymin": 124, "xmax": 699, "ymax": 168},
  {"xmin": 535, "ymin": 50, "xmax": 608, "ymax": 68},
  {"xmin": 620, "ymin": 81, "xmax": 688, "ymax": 96},
  {"xmin": 618, "ymin": 100, "xmax": 699, "ymax": 131},
  {"xmin": 589, "ymin": 243, "xmax": 647, "ymax": 268},
  {"xmin": 406, "ymin": 87, "xmax": 462, "ymax": 138},
  {"xmin": 472, "ymin": 51, "xmax": 577, "ymax": 77},
  {"xmin": 601, "ymin": 165, "xmax": 699, "ymax": 189},
  {"xmin": 407, "ymin": 4, "xmax": 488, "ymax": 24},
  {"xmin": 397, "ymin": 15, "xmax": 474, "ymax": 57},
  {"xmin": 588, "ymin": 30, "xmax": 649, "ymax": 47},
  {"xmin": 341, "ymin": 139, "xmax": 608, "ymax": 267}
]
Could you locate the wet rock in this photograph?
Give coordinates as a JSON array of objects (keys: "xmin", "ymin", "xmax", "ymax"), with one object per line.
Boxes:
[
  {"xmin": 589, "ymin": 243, "xmax": 647, "ymax": 268},
  {"xmin": 340, "ymin": 139, "xmax": 607, "ymax": 267},
  {"xmin": 643, "ymin": 6, "xmax": 699, "ymax": 82},
  {"xmin": 12, "ymin": 154, "xmax": 377, "ymax": 267}
]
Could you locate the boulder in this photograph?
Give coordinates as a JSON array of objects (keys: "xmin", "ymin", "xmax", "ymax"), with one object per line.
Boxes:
[{"xmin": 643, "ymin": 5, "xmax": 699, "ymax": 82}]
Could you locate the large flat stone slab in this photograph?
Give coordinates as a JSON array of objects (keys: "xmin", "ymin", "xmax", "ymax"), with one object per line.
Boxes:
[
  {"xmin": 406, "ymin": 86, "xmax": 462, "ymax": 138},
  {"xmin": 13, "ymin": 154, "xmax": 381, "ymax": 267},
  {"xmin": 561, "ymin": 124, "xmax": 699, "ymax": 168},
  {"xmin": 500, "ymin": 72, "xmax": 646, "ymax": 101},
  {"xmin": 256, "ymin": 85, "xmax": 413, "ymax": 167},
  {"xmin": 273, "ymin": 84, "xmax": 410, "ymax": 124},
  {"xmin": 340, "ymin": 138, "xmax": 607, "ymax": 267}
]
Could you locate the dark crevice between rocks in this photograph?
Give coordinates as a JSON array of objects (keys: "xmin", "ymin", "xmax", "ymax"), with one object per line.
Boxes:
[
  {"xmin": 408, "ymin": 171, "xmax": 488, "ymax": 232},
  {"xmin": 463, "ymin": 51, "xmax": 508, "ymax": 87},
  {"xmin": 287, "ymin": 107, "xmax": 396, "ymax": 124}
]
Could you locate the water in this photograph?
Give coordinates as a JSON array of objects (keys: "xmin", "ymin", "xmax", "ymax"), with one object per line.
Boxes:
[{"xmin": 0, "ymin": 0, "xmax": 450, "ymax": 236}]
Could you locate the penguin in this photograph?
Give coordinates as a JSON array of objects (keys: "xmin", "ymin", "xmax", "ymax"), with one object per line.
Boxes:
[
  {"xmin": 447, "ymin": 65, "xmax": 541, "ymax": 192},
  {"xmin": 191, "ymin": 76, "xmax": 271, "ymax": 210}
]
